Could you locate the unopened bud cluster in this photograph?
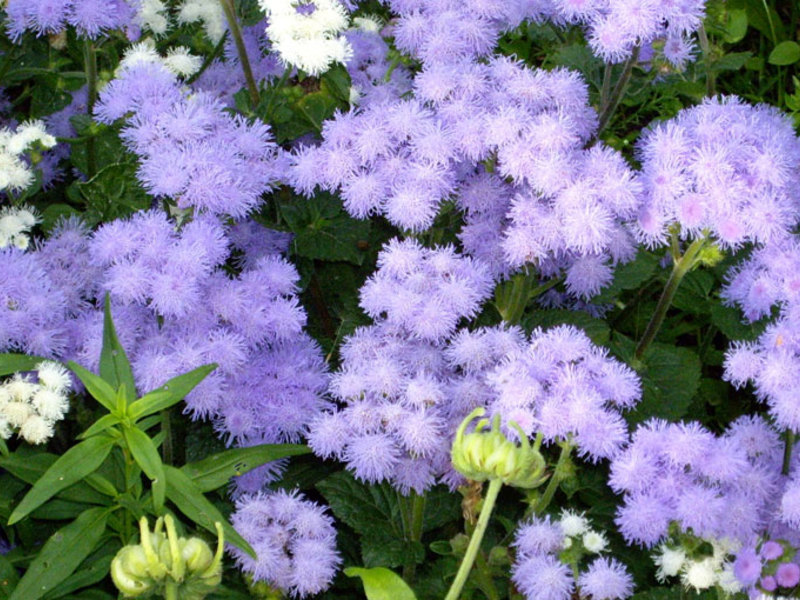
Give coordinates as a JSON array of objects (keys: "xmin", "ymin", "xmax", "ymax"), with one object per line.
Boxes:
[
  {"xmin": 111, "ymin": 515, "xmax": 223, "ymax": 599},
  {"xmin": 451, "ymin": 408, "xmax": 547, "ymax": 489}
]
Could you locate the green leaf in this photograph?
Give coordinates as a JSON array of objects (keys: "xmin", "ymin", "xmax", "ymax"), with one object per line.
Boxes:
[
  {"xmin": 127, "ymin": 363, "xmax": 217, "ymax": 421},
  {"xmin": 769, "ymin": 41, "xmax": 800, "ymax": 65},
  {"xmin": 594, "ymin": 250, "xmax": 659, "ymax": 303},
  {"xmin": 709, "ymin": 303, "xmax": 767, "ymax": 341},
  {"xmin": 122, "ymin": 426, "xmax": 165, "ymax": 512},
  {"xmin": 0, "ymin": 554, "xmax": 19, "ymax": 599},
  {"xmin": 78, "ymin": 413, "xmax": 121, "ymax": 440},
  {"xmin": 66, "ymin": 361, "xmax": 117, "ymax": 414},
  {"xmin": 344, "ymin": 567, "xmax": 417, "ymax": 600},
  {"xmin": 280, "ymin": 192, "xmax": 371, "ymax": 264},
  {"xmin": 320, "ymin": 64, "xmax": 352, "ymax": 103},
  {"xmin": 317, "ymin": 471, "xmax": 403, "ymax": 536},
  {"xmin": 70, "ymin": 162, "xmax": 150, "ymax": 225},
  {"xmin": 9, "ymin": 507, "xmax": 110, "ymax": 600},
  {"xmin": 296, "ymin": 91, "xmax": 340, "ymax": 131},
  {"xmin": 99, "ymin": 295, "xmax": 137, "ymax": 404},
  {"xmin": 42, "ymin": 540, "xmax": 118, "ymax": 600},
  {"xmin": 8, "ymin": 435, "xmax": 115, "ymax": 524},
  {"xmin": 0, "ymin": 354, "xmax": 50, "ymax": 377},
  {"xmin": 614, "ymin": 337, "xmax": 701, "ymax": 425},
  {"xmin": 181, "ymin": 443, "xmax": 310, "ymax": 492},
  {"xmin": 724, "ymin": 9, "xmax": 748, "ymax": 43},
  {"xmin": 710, "ymin": 51, "xmax": 752, "ymax": 72},
  {"xmin": 362, "ymin": 530, "xmax": 425, "ymax": 569},
  {"xmin": 164, "ymin": 465, "xmax": 255, "ymax": 557}
]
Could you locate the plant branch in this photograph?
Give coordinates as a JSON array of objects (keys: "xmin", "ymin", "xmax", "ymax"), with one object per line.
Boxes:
[{"xmin": 219, "ymin": 0, "xmax": 260, "ymax": 106}]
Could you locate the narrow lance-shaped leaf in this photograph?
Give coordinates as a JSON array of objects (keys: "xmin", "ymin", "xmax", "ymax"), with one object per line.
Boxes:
[
  {"xmin": 66, "ymin": 361, "xmax": 118, "ymax": 415},
  {"xmin": 0, "ymin": 354, "xmax": 49, "ymax": 378},
  {"xmin": 122, "ymin": 426, "xmax": 165, "ymax": 512},
  {"xmin": 9, "ymin": 506, "xmax": 110, "ymax": 600},
  {"xmin": 99, "ymin": 294, "xmax": 137, "ymax": 404},
  {"xmin": 344, "ymin": 567, "xmax": 418, "ymax": 600},
  {"xmin": 181, "ymin": 443, "xmax": 310, "ymax": 492},
  {"xmin": 8, "ymin": 435, "xmax": 115, "ymax": 524},
  {"xmin": 164, "ymin": 465, "xmax": 255, "ymax": 557},
  {"xmin": 127, "ymin": 363, "xmax": 217, "ymax": 421}
]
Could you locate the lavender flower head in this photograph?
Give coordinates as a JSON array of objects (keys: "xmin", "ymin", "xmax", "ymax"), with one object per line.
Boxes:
[
  {"xmin": 610, "ymin": 415, "xmax": 782, "ymax": 547},
  {"xmin": 486, "ymin": 324, "xmax": 641, "ymax": 462},
  {"xmin": 230, "ymin": 489, "xmax": 341, "ymax": 598},
  {"xmin": 635, "ymin": 96, "xmax": 800, "ymax": 249}
]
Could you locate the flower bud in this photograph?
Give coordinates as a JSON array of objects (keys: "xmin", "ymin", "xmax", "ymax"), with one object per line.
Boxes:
[
  {"xmin": 110, "ymin": 546, "xmax": 155, "ymax": 597},
  {"xmin": 451, "ymin": 408, "xmax": 547, "ymax": 489}
]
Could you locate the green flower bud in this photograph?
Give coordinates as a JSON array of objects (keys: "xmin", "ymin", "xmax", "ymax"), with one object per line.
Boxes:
[
  {"xmin": 451, "ymin": 408, "xmax": 547, "ymax": 489},
  {"xmin": 111, "ymin": 546, "xmax": 156, "ymax": 598}
]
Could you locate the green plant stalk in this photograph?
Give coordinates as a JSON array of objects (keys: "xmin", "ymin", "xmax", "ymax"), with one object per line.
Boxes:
[
  {"xmin": 161, "ymin": 409, "xmax": 173, "ymax": 465},
  {"xmin": 696, "ymin": 25, "xmax": 715, "ymax": 97},
  {"xmin": 165, "ymin": 580, "xmax": 179, "ymax": 600},
  {"xmin": 83, "ymin": 40, "xmax": 98, "ymax": 178},
  {"xmin": 783, "ymin": 430, "xmax": 795, "ymax": 476},
  {"xmin": 596, "ymin": 46, "xmax": 640, "ymax": 136},
  {"xmin": 533, "ymin": 443, "xmax": 572, "ymax": 515},
  {"xmin": 219, "ymin": 0, "xmax": 260, "ymax": 106},
  {"xmin": 401, "ymin": 492, "xmax": 427, "ymax": 583},
  {"xmin": 444, "ymin": 478, "xmax": 502, "ymax": 600},
  {"xmin": 634, "ymin": 235, "xmax": 709, "ymax": 361},
  {"xmin": 473, "ymin": 551, "xmax": 500, "ymax": 600},
  {"xmin": 600, "ymin": 63, "xmax": 613, "ymax": 108}
]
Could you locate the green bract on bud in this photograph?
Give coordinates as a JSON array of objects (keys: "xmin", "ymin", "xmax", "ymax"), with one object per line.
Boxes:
[
  {"xmin": 451, "ymin": 408, "xmax": 547, "ymax": 489},
  {"xmin": 111, "ymin": 515, "xmax": 224, "ymax": 600}
]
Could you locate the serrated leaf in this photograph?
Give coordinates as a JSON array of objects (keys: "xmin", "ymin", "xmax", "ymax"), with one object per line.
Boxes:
[
  {"xmin": 296, "ymin": 91, "xmax": 340, "ymax": 131},
  {"xmin": 66, "ymin": 361, "xmax": 118, "ymax": 414},
  {"xmin": 122, "ymin": 426, "xmax": 165, "ymax": 512},
  {"xmin": 164, "ymin": 465, "xmax": 255, "ymax": 557},
  {"xmin": 594, "ymin": 251, "xmax": 659, "ymax": 303},
  {"xmin": 361, "ymin": 530, "xmax": 425, "ymax": 568},
  {"xmin": 99, "ymin": 295, "xmax": 137, "ymax": 405},
  {"xmin": 769, "ymin": 41, "xmax": 800, "ymax": 66},
  {"xmin": 316, "ymin": 471, "xmax": 403, "ymax": 536},
  {"xmin": 8, "ymin": 435, "xmax": 115, "ymax": 524},
  {"xmin": 0, "ymin": 354, "xmax": 50, "ymax": 377},
  {"xmin": 280, "ymin": 192, "xmax": 370, "ymax": 264},
  {"xmin": 614, "ymin": 337, "xmax": 701, "ymax": 424},
  {"xmin": 709, "ymin": 303, "xmax": 767, "ymax": 341},
  {"xmin": 181, "ymin": 443, "xmax": 310, "ymax": 492},
  {"xmin": 9, "ymin": 507, "xmax": 110, "ymax": 600},
  {"xmin": 72, "ymin": 162, "xmax": 149, "ymax": 223},
  {"xmin": 127, "ymin": 363, "xmax": 217, "ymax": 421},
  {"xmin": 320, "ymin": 64, "xmax": 352, "ymax": 103},
  {"xmin": 344, "ymin": 567, "xmax": 418, "ymax": 600}
]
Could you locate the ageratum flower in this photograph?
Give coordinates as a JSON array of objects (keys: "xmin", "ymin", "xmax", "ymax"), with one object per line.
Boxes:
[{"xmin": 230, "ymin": 490, "xmax": 341, "ymax": 598}]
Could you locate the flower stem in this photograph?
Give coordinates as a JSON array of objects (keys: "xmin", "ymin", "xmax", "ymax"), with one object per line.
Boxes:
[
  {"xmin": 219, "ymin": 0, "xmax": 260, "ymax": 106},
  {"xmin": 165, "ymin": 580, "xmax": 179, "ymax": 600},
  {"xmin": 401, "ymin": 491, "xmax": 426, "ymax": 584},
  {"xmin": 634, "ymin": 236, "xmax": 709, "ymax": 361},
  {"xmin": 83, "ymin": 40, "xmax": 98, "ymax": 178},
  {"xmin": 783, "ymin": 430, "xmax": 795, "ymax": 476},
  {"xmin": 533, "ymin": 442, "xmax": 572, "ymax": 515},
  {"xmin": 444, "ymin": 479, "xmax": 503, "ymax": 600},
  {"xmin": 696, "ymin": 25, "xmax": 716, "ymax": 97},
  {"xmin": 596, "ymin": 46, "xmax": 640, "ymax": 137}
]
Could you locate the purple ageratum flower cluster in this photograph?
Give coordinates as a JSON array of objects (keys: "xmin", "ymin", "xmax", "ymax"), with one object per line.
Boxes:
[
  {"xmin": 485, "ymin": 325, "xmax": 641, "ymax": 462},
  {"xmin": 229, "ymin": 489, "xmax": 341, "ymax": 598},
  {"xmin": 734, "ymin": 541, "xmax": 800, "ymax": 594},
  {"xmin": 610, "ymin": 415, "xmax": 783, "ymax": 547},
  {"xmin": 359, "ymin": 238, "xmax": 493, "ymax": 341},
  {"xmin": 511, "ymin": 515, "xmax": 634, "ymax": 600},
  {"xmin": 543, "ymin": 0, "xmax": 707, "ymax": 65},
  {"xmin": 5, "ymin": 0, "xmax": 162, "ymax": 40},
  {"xmin": 94, "ymin": 61, "xmax": 282, "ymax": 218},
  {"xmin": 635, "ymin": 96, "xmax": 800, "ymax": 249},
  {"xmin": 722, "ymin": 239, "xmax": 800, "ymax": 431}
]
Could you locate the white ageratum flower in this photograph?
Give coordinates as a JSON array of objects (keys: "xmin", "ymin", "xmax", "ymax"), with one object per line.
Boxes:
[
  {"xmin": 178, "ymin": 0, "xmax": 226, "ymax": 43},
  {"xmin": 260, "ymin": 0, "xmax": 353, "ymax": 76},
  {"xmin": 136, "ymin": 0, "xmax": 170, "ymax": 36},
  {"xmin": 0, "ymin": 121, "xmax": 56, "ymax": 193},
  {"xmin": 582, "ymin": 530, "xmax": 608, "ymax": 554},
  {"xmin": 119, "ymin": 40, "xmax": 202, "ymax": 78},
  {"xmin": 0, "ymin": 362, "xmax": 71, "ymax": 444},
  {"xmin": 559, "ymin": 509, "xmax": 589, "ymax": 537},
  {"xmin": 653, "ymin": 544, "xmax": 686, "ymax": 582},
  {"xmin": 681, "ymin": 557, "xmax": 717, "ymax": 591},
  {"xmin": 0, "ymin": 206, "xmax": 38, "ymax": 249}
]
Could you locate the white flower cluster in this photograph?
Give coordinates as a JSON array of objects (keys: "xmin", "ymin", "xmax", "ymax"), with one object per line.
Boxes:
[
  {"xmin": 136, "ymin": 0, "xmax": 171, "ymax": 36},
  {"xmin": 0, "ymin": 206, "xmax": 38, "ymax": 249},
  {"xmin": 0, "ymin": 362, "xmax": 71, "ymax": 445},
  {"xmin": 119, "ymin": 40, "xmax": 203, "ymax": 78},
  {"xmin": 178, "ymin": 0, "xmax": 226, "ymax": 43},
  {"xmin": 259, "ymin": 0, "xmax": 352, "ymax": 76},
  {"xmin": 560, "ymin": 509, "xmax": 609, "ymax": 555},
  {"xmin": 0, "ymin": 121, "xmax": 56, "ymax": 193},
  {"xmin": 653, "ymin": 538, "xmax": 741, "ymax": 594}
]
